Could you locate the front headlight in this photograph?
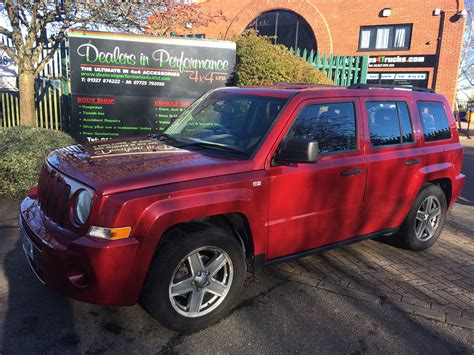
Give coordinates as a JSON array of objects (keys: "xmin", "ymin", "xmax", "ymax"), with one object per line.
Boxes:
[{"xmin": 74, "ymin": 189, "xmax": 93, "ymax": 225}]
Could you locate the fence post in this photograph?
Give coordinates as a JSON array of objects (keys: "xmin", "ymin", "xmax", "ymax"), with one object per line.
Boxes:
[{"xmin": 360, "ymin": 55, "xmax": 369, "ymax": 84}]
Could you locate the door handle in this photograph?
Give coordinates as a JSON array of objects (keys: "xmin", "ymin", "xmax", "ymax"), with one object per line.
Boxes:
[
  {"xmin": 404, "ymin": 159, "xmax": 420, "ymax": 166},
  {"xmin": 340, "ymin": 168, "xmax": 362, "ymax": 176}
]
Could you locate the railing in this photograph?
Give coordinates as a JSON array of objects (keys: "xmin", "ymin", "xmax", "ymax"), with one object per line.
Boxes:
[
  {"xmin": 0, "ymin": 35, "xmax": 69, "ymax": 130},
  {"xmin": 454, "ymin": 98, "xmax": 473, "ymax": 137},
  {"xmin": 0, "ymin": 90, "xmax": 19, "ymax": 128},
  {"xmin": 291, "ymin": 48, "xmax": 369, "ymax": 86},
  {"xmin": 0, "ymin": 78, "xmax": 66, "ymax": 131}
]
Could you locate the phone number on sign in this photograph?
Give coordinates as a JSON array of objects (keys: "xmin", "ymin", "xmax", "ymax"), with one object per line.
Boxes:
[{"xmin": 83, "ymin": 78, "xmax": 165, "ymax": 86}]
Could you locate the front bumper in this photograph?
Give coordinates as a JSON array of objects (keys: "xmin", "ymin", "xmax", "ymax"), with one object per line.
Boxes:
[{"xmin": 20, "ymin": 197, "xmax": 142, "ymax": 306}]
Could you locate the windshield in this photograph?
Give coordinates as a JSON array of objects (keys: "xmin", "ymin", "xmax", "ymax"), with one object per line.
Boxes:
[{"xmin": 164, "ymin": 91, "xmax": 287, "ymax": 156}]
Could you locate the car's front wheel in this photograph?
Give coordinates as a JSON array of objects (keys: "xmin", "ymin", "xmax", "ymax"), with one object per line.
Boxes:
[
  {"xmin": 140, "ymin": 224, "xmax": 245, "ymax": 332},
  {"xmin": 398, "ymin": 184, "xmax": 447, "ymax": 251}
]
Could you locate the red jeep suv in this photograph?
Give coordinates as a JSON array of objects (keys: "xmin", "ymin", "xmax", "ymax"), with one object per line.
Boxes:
[{"xmin": 20, "ymin": 84, "xmax": 465, "ymax": 331}]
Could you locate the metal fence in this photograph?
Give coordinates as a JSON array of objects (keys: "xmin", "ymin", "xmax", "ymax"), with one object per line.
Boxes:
[
  {"xmin": 292, "ymin": 48, "xmax": 369, "ymax": 85},
  {"xmin": 0, "ymin": 35, "xmax": 69, "ymax": 130}
]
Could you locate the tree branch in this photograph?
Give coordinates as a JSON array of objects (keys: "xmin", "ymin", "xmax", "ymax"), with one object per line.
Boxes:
[
  {"xmin": 0, "ymin": 41, "xmax": 19, "ymax": 64},
  {"xmin": 0, "ymin": 25, "xmax": 13, "ymax": 39},
  {"xmin": 33, "ymin": 28, "xmax": 67, "ymax": 75}
]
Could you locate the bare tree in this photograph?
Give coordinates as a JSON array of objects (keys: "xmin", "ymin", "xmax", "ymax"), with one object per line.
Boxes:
[
  {"xmin": 458, "ymin": 0, "xmax": 473, "ymax": 99},
  {"xmin": 0, "ymin": 1, "xmax": 222, "ymax": 126},
  {"xmin": 146, "ymin": 2, "xmax": 224, "ymax": 37}
]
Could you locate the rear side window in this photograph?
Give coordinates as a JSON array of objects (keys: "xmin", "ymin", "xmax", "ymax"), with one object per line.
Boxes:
[
  {"xmin": 366, "ymin": 101, "xmax": 414, "ymax": 147},
  {"xmin": 284, "ymin": 102, "xmax": 357, "ymax": 154},
  {"xmin": 417, "ymin": 101, "xmax": 451, "ymax": 142}
]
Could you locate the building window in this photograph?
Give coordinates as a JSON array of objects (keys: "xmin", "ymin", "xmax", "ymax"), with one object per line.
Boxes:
[
  {"xmin": 359, "ymin": 24, "xmax": 412, "ymax": 51},
  {"xmin": 246, "ymin": 10, "xmax": 317, "ymax": 52}
]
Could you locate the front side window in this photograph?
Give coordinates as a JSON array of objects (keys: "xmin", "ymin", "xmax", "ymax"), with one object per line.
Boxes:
[
  {"xmin": 417, "ymin": 101, "xmax": 451, "ymax": 142},
  {"xmin": 359, "ymin": 24, "xmax": 412, "ymax": 50},
  {"xmin": 165, "ymin": 91, "xmax": 287, "ymax": 156},
  {"xmin": 283, "ymin": 102, "xmax": 357, "ymax": 154},
  {"xmin": 366, "ymin": 101, "xmax": 414, "ymax": 147}
]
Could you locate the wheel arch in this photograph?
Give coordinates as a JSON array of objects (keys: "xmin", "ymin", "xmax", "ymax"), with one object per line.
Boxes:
[
  {"xmin": 157, "ymin": 213, "xmax": 256, "ymax": 268},
  {"xmin": 425, "ymin": 177, "xmax": 452, "ymax": 206}
]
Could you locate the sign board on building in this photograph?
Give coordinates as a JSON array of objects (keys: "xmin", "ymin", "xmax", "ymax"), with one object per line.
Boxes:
[
  {"xmin": 367, "ymin": 72, "xmax": 429, "ymax": 88},
  {"xmin": 69, "ymin": 31, "xmax": 236, "ymax": 143},
  {"xmin": 368, "ymin": 55, "xmax": 436, "ymax": 68}
]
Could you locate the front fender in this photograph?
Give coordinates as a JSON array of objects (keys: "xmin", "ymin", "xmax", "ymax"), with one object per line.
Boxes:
[
  {"xmin": 131, "ymin": 173, "xmax": 269, "ymax": 257},
  {"xmin": 137, "ymin": 188, "xmax": 255, "ymax": 238}
]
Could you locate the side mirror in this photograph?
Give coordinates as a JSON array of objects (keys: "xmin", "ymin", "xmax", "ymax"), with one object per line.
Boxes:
[{"xmin": 274, "ymin": 138, "xmax": 318, "ymax": 164}]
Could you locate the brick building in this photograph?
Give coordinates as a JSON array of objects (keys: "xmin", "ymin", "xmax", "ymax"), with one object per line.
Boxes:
[{"xmin": 188, "ymin": 0, "xmax": 467, "ymax": 105}]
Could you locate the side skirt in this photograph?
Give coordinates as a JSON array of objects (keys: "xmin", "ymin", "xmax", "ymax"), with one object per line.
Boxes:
[{"xmin": 251, "ymin": 228, "xmax": 399, "ymax": 272}]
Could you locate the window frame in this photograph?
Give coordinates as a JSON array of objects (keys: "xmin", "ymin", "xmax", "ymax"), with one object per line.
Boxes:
[
  {"xmin": 416, "ymin": 100, "xmax": 452, "ymax": 143},
  {"xmin": 358, "ymin": 23, "xmax": 413, "ymax": 52},
  {"xmin": 366, "ymin": 100, "xmax": 416, "ymax": 149},
  {"xmin": 281, "ymin": 101, "xmax": 359, "ymax": 157}
]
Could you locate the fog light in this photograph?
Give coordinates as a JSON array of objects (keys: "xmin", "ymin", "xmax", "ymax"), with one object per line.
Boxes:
[{"xmin": 88, "ymin": 226, "xmax": 132, "ymax": 240}]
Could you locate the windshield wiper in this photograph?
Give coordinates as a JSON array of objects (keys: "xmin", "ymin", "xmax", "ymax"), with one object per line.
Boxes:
[
  {"xmin": 181, "ymin": 141, "xmax": 250, "ymax": 157},
  {"xmin": 151, "ymin": 133, "xmax": 183, "ymax": 145}
]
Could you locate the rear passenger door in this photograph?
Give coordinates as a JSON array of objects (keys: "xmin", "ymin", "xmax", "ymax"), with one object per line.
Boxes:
[{"xmin": 358, "ymin": 99, "xmax": 426, "ymax": 236}]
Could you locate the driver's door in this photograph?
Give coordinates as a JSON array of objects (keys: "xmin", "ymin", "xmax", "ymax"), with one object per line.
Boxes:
[{"xmin": 266, "ymin": 99, "xmax": 367, "ymax": 260}]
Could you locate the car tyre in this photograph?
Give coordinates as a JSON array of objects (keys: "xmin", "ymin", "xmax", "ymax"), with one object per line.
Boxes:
[
  {"xmin": 398, "ymin": 184, "xmax": 447, "ymax": 251},
  {"xmin": 139, "ymin": 223, "xmax": 245, "ymax": 332}
]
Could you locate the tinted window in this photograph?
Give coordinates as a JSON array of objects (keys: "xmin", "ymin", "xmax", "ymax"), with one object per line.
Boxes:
[
  {"xmin": 284, "ymin": 102, "xmax": 357, "ymax": 154},
  {"xmin": 366, "ymin": 101, "xmax": 414, "ymax": 147},
  {"xmin": 417, "ymin": 102, "xmax": 451, "ymax": 142},
  {"xmin": 397, "ymin": 102, "xmax": 414, "ymax": 143}
]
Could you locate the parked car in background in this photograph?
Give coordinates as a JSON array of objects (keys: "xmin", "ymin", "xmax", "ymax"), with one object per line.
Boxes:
[{"xmin": 20, "ymin": 84, "xmax": 465, "ymax": 331}]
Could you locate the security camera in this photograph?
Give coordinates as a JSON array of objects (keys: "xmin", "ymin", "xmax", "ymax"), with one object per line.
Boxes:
[{"xmin": 458, "ymin": 9, "xmax": 468, "ymax": 17}]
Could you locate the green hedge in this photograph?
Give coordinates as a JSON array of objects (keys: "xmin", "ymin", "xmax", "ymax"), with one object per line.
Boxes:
[
  {"xmin": 0, "ymin": 126, "xmax": 75, "ymax": 198},
  {"xmin": 234, "ymin": 31, "xmax": 333, "ymax": 86}
]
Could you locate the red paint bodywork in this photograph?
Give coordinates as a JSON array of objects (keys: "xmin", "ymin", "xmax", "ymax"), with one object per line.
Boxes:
[{"xmin": 20, "ymin": 86, "xmax": 465, "ymax": 306}]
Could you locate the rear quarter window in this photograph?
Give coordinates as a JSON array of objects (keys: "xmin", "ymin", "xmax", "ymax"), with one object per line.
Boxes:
[{"xmin": 417, "ymin": 101, "xmax": 451, "ymax": 142}]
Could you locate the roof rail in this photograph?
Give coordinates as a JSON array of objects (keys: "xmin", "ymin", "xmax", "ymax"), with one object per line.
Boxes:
[
  {"xmin": 348, "ymin": 83, "xmax": 435, "ymax": 93},
  {"xmin": 274, "ymin": 83, "xmax": 340, "ymax": 87}
]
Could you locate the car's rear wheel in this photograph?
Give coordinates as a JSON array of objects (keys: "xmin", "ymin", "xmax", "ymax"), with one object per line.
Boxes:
[
  {"xmin": 140, "ymin": 224, "xmax": 245, "ymax": 332},
  {"xmin": 398, "ymin": 184, "xmax": 447, "ymax": 251}
]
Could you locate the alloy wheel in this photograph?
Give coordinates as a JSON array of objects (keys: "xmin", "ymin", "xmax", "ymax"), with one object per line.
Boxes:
[
  {"xmin": 414, "ymin": 195, "xmax": 442, "ymax": 242},
  {"xmin": 168, "ymin": 246, "xmax": 234, "ymax": 318}
]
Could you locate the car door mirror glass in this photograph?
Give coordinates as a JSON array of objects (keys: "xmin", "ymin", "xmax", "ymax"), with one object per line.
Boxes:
[{"xmin": 274, "ymin": 138, "xmax": 318, "ymax": 164}]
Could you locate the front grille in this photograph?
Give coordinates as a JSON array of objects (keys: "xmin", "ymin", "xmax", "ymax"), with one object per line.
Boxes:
[{"xmin": 37, "ymin": 164, "xmax": 72, "ymax": 227}]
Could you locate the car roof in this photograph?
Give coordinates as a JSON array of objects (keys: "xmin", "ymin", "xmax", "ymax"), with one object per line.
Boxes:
[{"xmin": 217, "ymin": 84, "xmax": 447, "ymax": 102}]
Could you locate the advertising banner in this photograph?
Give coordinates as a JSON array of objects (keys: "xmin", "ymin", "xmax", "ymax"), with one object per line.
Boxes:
[{"xmin": 69, "ymin": 31, "xmax": 236, "ymax": 143}]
